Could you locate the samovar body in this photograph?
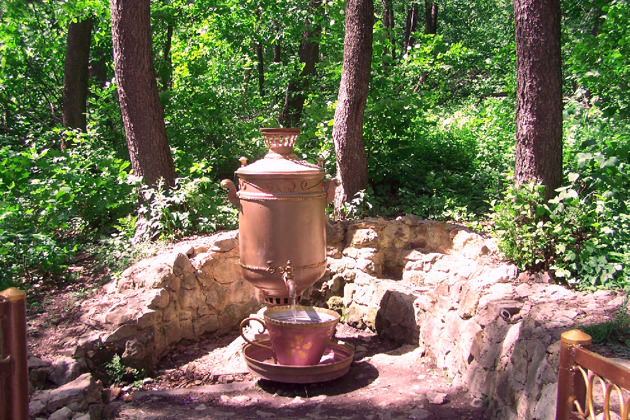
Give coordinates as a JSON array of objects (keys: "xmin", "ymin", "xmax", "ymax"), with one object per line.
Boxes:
[{"xmin": 222, "ymin": 128, "xmax": 337, "ymax": 305}]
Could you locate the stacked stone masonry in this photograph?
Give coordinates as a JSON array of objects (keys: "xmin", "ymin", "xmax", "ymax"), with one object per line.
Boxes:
[{"xmin": 54, "ymin": 216, "xmax": 626, "ymax": 419}]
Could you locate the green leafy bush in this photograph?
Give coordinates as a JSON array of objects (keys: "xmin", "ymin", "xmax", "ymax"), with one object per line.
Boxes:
[
  {"xmin": 134, "ymin": 173, "xmax": 238, "ymax": 242},
  {"xmin": 0, "ymin": 130, "xmax": 137, "ymax": 289},
  {"xmin": 491, "ymin": 177, "xmax": 629, "ymax": 290}
]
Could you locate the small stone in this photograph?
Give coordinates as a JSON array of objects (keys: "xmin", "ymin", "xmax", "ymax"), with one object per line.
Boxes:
[
  {"xmin": 427, "ymin": 392, "xmax": 448, "ymax": 405},
  {"xmin": 106, "ymin": 386, "xmax": 121, "ymax": 402},
  {"xmin": 28, "ymin": 356, "xmax": 51, "ymax": 369},
  {"xmin": 142, "ymin": 377, "xmax": 154, "ymax": 385},
  {"xmin": 408, "ymin": 407, "xmax": 431, "ymax": 419},
  {"xmin": 195, "ymin": 404, "xmax": 208, "ymax": 411},
  {"xmin": 121, "ymin": 393, "xmax": 133, "ymax": 402},
  {"xmin": 48, "ymin": 406, "xmax": 73, "ymax": 420},
  {"xmin": 48, "ymin": 356, "xmax": 83, "ymax": 386}
]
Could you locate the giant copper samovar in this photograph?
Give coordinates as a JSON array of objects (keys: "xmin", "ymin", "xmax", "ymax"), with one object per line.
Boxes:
[{"xmin": 221, "ymin": 128, "xmax": 337, "ymax": 305}]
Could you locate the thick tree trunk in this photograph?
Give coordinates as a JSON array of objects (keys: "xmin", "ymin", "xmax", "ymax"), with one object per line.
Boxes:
[
  {"xmin": 62, "ymin": 18, "xmax": 92, "ymax": 140},
  {"xmin": 404, "ymin": 2, "xmax": 419, "ymax": 51},
  {"xmin": 382, "ymin": 0, "xmax": 395, "ymax": 62},
  {"xmin": 332, "ymin": 0, "xmax": 373, "ymax": 216},
  {"xmin": 514, "ymin": 0, "xmax": 563, "ymax": 200},
  {"xmin": 278, "ymin": 0, "xmax": 321, "ymax": 127},
  {"xmin": 424, "ymin": 1, "xmax": 438, "ymax": 35},
  {"xmin": 111, "ymin": 0, "xmax": 176, "ymax": 188}
]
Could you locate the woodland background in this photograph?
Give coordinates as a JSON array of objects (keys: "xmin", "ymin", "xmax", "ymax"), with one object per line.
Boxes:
[{"xmin": 0, "ymin": 0, "xmax": 629, "ymax": 292}]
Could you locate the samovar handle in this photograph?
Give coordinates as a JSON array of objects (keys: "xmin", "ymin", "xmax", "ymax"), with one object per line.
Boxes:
[
  {"xmin": 324, "ymin": 177, "xmax": 339, "ymax": 206},
  {"xmin": 220, "ymin": 179, "xmax": 240, "ymax": 207}
]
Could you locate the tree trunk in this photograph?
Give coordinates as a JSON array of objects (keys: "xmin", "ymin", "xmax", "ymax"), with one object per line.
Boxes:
[
  {"xmin": 332, "ymin": 0, "xmax": 373, "ymax": 216},
  {"xmin": 424, "ymin": 1, "xmax": 438, "ymax": 35},
  {"xmin": 62, "ymin": 18, "xmax": 92, "ymax": 141},
  {"xmin": 381, "ymin": 0, "xmax": 395, "ymax": 62},
  {"xmin": 89, "ymin": 57, "xmax": 108, "ymax": 87},
  {"xmin": 404, "ymin": 2, "xmax": 419, "ymax": 51},
  {"xmin": 111, "ymin": 0, "xmax": 176, "ymax": 188},
  {"xmin": 159, "ymin": 24, "xmax": 173, "ymax": 92},
  {"xmin": 273, "ymin": 20, "xmax": 282, "ymax": 63},
  {"xmin": 278, "ymin": 0, "xmax": 321, "ymax": 127},
  {"xmin": 256, "ymin": 42, "xmax": 265, "ymax": 97},
  {"xmin": 514, "ymin": 0, "xmax": 563, "ymax": 200}
]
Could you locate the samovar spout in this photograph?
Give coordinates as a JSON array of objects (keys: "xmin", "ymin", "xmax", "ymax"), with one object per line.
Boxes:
[{"xmin": 283, "ymin": 261, "xmax": 297, "ymax": 306}]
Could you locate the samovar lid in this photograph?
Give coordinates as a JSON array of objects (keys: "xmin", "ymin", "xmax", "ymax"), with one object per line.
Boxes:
[{"xmin": 235, "ymin": 128, "xmax": 324, "ymax": 176}]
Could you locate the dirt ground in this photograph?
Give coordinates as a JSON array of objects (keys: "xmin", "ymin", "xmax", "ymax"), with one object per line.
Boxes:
[{"xmin": 110, "ymin": 324, "xmax": 488, "ymax": 420}]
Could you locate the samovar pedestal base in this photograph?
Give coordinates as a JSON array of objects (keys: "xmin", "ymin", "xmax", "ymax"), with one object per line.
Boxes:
[{"xmin": 243, "ymin": 339, "xmax": 354, "ymax": 384}]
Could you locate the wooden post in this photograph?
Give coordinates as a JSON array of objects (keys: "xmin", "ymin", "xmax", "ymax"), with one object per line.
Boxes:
[
  {"xmin": 0, "ymin": 288, "xmax": 28, "ymax": 420},
  {"xmin": 556, "ymin": 329, "xmax": 592, "ymax": 420}
]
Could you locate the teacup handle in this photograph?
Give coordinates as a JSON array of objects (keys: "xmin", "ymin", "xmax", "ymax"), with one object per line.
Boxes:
[{"xmin": 240, "ymin": 317, "xmax": 277, "ymax": 363}]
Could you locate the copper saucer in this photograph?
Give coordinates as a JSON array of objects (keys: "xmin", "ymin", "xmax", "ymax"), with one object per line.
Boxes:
[{"xmin": 243, "ymin": 340, "xmax": 354, "ymax": 383}]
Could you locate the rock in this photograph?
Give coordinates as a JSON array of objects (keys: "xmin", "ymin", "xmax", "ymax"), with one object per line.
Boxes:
[
  {"xmin": 48, "ymin": 406, "xmax": 73, "ymax": 420},
  {"xmin": 375, "ymin": 290, "xmax": 419, "ymax": 345},
  {"xmin": 427, "ymin": 391, "xmax": 448, "ymax": 405},
  {"xmin": 171, "ymin": 253, "xmax": 194, "ymax": 277},
  {"xmin": 29, "ymin": 356, "xmax": 51, "ymax": 369},
  {"xmin": 209, "ymin": 230, "xmax": 239, "ymax": 252},
  {"xmin": 29, "ymin": 357, "xmax": 52, "ymax": 389},
  {"xmin": 326, "ymin": 221, "xmax": 346, "ymax": 244},
  {"xmin": 347, "ymin": 228, "xmax": 380, "ymax": 248},
  {"xmin": 29, "ymin": 373, "xmax": 103, "ymax": 417},
  {"xmin": 105, "ymin": 385, "xmax": 121, "ymax": 402},
  {"xmin": 532, "ymin": 382, "xmax": 557, "ymax": 420},
  {"xmin": 48, "ymin": 356, "xmax": 84, "ymax": 386}
]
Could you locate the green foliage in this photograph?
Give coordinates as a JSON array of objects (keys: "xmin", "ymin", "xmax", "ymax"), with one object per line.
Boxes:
[
  {"xmin": 581, "ymin": 294, "xmax": 630, "ymax": 350},
  {"xmin": 1, "ymin": 0, "xmax": 629, "ymax": 294},
  {"xmin": 565, "ymin": 0, "xmax": 630, "ymax": 118},
  {"xmin": 0, "ymin": 130, "xmax": 137, "ymax": 289},
  {"xmin": 362, "ymin": 95, "xmax": 515, "ymax": 221},
  {"xmin": 490, "ymin": 182, "xmax": 555, "ymax": 272},
  {"xmin": 338, "ymin": 188, "xmax": 375, "ymax": 220},
  {"xmin": 135, "ymin": 174, "xmax": 238, "ymax": 242},
  {"xmin": 491, "ymin": 163, "xmax": 629, "ymax": 289},
  {"xmin": 105, "ymin": 354, "xmax": 142, "ymax": 385}
]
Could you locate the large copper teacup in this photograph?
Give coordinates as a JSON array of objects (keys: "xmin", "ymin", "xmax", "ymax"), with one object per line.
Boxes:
[{"xmin": 240, "ymin": 305, "xmax": 340, "ymax": 366}]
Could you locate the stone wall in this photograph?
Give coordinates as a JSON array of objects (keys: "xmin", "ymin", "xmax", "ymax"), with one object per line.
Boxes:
[
  {"xmin": 71, "ymin": 217, "xmax": 626, "ymax": 419},
  {"xmin": 309, "ymin": 216, "xmax": 626, "ymax": 420},
  {"xmin": 75, "ymin": 231, "xmax": 260, "ymax": 372}
]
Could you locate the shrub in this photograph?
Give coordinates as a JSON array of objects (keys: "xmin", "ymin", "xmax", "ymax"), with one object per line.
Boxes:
[{"xmin": 0, "ymin": 129, "xmax": 137, "ymax": 289}]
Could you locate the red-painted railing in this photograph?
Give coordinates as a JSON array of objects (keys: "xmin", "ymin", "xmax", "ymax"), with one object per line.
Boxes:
[
  {"xmin": 556, "ymin": 329, "xmax": 630, "ymax": 420},
  {"xmin": 0, "ymin": 288, "xmax": 28, "ymax": 420}
]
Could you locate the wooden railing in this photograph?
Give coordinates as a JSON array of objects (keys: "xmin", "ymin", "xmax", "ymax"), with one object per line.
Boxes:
[
  {"xmin": 557, "ymin": 329, "xmax": 630, "ymax": 420},
  {"xmin": 0, "ymin": 288, "xmax": 28, "ymax": 420}
]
